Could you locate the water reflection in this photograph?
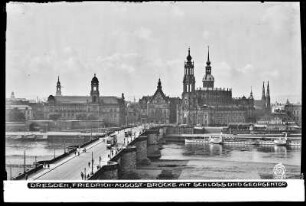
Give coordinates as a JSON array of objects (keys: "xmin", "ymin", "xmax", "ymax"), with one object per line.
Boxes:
[
  {"xmin": 168, "ymin": 142, "xmax": 301, "ymax": 166},
  {"xmin": 209, "ymin": 144, "xmax": 222, "ymax": 156}
]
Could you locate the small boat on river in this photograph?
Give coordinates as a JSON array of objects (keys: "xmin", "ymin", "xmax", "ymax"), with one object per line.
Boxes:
[
  {"xmin": 273, "ymin": 133, "xmax": 288, "ymax": 146},
  {"xmin": 209, "ymin": 133, "xmax": 223, "ymax": 144},
  {"xmin": 185, "ymin": 138, "xmax": 208, "ymax": 144}
]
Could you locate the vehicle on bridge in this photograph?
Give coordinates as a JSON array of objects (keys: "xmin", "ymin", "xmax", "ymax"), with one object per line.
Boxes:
[{"xmin": 106, "ymin": 134, "xmax": 117, "ymax": 149}]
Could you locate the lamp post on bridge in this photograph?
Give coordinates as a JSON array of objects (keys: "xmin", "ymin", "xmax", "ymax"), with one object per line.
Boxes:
[{"xmin": 91, "ymin": 151, "xmax": 94, "ymax": 175}]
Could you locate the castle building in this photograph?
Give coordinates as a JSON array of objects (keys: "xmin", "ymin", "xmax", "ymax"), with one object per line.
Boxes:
[
  {"xmin": 44, "ymin": 74, "xmax": 126, "ymax": 127},
  {"xmin": 177, "ymin": 47, "xmax": 255, "ymax": 126}
]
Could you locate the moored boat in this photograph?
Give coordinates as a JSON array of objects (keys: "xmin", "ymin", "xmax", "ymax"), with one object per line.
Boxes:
[
  {"xmin": 22, "ymin": 133, "xmax": 36, "ymax": 140},
  {"xmin": 273, "ymin": 133, "xmax": 288, "ymax": 146},
  {"xmin": 36, "ymin": 133, "xmax": 48, "ymax": 141},
  {"xmin": 185, "ymin": 138, "xmax": 208, "ymax": 144},
  {"xmin": 209, "ymin": 134, "xmax": 223, "ymax": 144}
]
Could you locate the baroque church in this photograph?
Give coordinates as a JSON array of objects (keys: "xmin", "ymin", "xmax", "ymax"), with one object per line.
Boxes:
[
  {"xmin": 45, "ymin": 74, "xmax": 127, "ymax": 127},
  {"xmin": 177, "ymin": 47, "xmax": 257, "ymax": 126}
]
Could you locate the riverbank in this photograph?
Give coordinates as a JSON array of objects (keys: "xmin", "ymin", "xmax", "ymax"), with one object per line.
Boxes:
[{"xmin": 135, "ymin": 159, "xmax": 301, "ymax": 180}]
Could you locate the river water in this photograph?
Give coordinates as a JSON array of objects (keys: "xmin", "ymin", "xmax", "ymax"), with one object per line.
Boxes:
[
  {"xmin": 5, "ymin": 139, "xmax": 302, "ymax": 180},
  {"xmin": 5, "ymin": 138, "xmax": 89, "ymax": 179},
  {"xmin": 160, "ymin": 143, "xmax": 301, "ymax": 166}
]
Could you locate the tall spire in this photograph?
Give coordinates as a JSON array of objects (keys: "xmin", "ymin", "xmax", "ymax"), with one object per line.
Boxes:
[
  {"xmin": 56, "ymin": 76, "xmax": 62, "ymax": 96},
  {"xmin": 157, "ymin": 78, "xmax": 162, "ymax": 90},
  {"xmin": 187, "ymin": 47, "xmax": 192, "ymax": 62},
  {"xmin": 250, "ymin": 86, "xmax": 253, "ymax": 99},
  {"xmin": 266, "ymin": 81, "xmax": 271, "ymax": 112},
  {"xmin": 261, "ymin": 81, "xmax": 266, "ymax": 101},
  {"xmin": 206, "ymin": 46, "xmax": 211, "ymax": 65}
]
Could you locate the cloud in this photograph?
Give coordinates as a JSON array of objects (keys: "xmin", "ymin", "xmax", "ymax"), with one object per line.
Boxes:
[
  {"xmin": 96, "ymin": 52, "xmax": 139, "ymax": 73},
  {"xmin": 262, "ymin": 69, "xmax": 280, "ymax": 78},
  {"xmin": 214, "ymin": 62, "xmax": 232, "ymax": 72},
  {"xmin": 236, "ymin": 64, "xmax": 255, "ymax": 73}
]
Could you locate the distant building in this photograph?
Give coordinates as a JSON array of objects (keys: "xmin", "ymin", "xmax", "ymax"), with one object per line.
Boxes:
[
  {"xmin": 6, "ymin": 104, "xmax": 33, "ymax": 121},
  {"xmin": 139, "ymin": 79, "xmax": 179, "ymax": 124},
  {"xmin": 177, "ymin": 47, "xmax": 255, "ymax": 126},
  {"xmin": 284, "ymin": 100, "xmax": 302, "ymax": 126},
  {"xmin": 44, "ymin": 74, "xmax": 127, "ymax": 127},
  {"xmin": 126, "ymin": 102, "xmax": 141, "ymax": 125}
]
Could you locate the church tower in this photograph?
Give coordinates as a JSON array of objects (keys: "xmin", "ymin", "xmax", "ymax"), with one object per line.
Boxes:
[
  {"xmin": 266, "ymin": 81, "xmax": 271, "ymax": 112},
  {"xmin": 261, "ymin": 81, "xmax": 266, "ymax": 109},
  {"xmin": 202, "ymin": 46, "xmax": 215, "ymax": 89},
  {"xmin": 90, "ymin": 73, "xmax": 100, "ymax": 103},
  {"xmin": 56, "ymin": 76, "xmax": 62, "ymax": 96},
  {"xmin": 183, "ymin": 47, "xmax": 195, "ymax": 94}
]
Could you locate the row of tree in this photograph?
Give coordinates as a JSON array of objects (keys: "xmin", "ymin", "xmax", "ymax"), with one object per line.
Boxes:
[
  {"xmin": 6, "ymin": 108, "xmax": 25, "ymax": 122},
  {"xmin": 48, "ymin": 113, "xmax": 99, "ymax": 121}
]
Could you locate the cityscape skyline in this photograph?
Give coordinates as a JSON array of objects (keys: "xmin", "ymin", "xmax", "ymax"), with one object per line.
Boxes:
[{"xmin": 6, "ymin": 2, "xmax": 302, "ymax": 103}]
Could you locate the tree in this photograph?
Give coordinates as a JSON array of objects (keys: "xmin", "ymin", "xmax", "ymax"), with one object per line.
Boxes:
[
  {"xmin": 87, "ymin": 114, "xmax": 98, "ymax": 120},
  {"xmin": 29, "ymin": 122, "xmax": 40, "ymax": 131},
  {"xmin": 7, "ymin": 108, "xmax": 25, "ymax": 122},
  {"xmin": 76, "ymin": 114, "xmax": 87, "ymax": 120},
  {"xmin": 48, "ymin": 113, "xmax": 61, "ymax": 121}
]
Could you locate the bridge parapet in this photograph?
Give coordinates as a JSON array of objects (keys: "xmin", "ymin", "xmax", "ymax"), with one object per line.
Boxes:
[{"xmin": 89, "ymin": 161, "xmax": 119, "ymax": 180}]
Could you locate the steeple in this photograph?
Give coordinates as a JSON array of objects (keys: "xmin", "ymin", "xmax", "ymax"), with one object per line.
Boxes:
[
  {"xmin": 186, "ymin": 47, "xmax": 192, "ymax": 62},
  {"xmin": 202, "ymin": 46, "xmax": 214, "ymax": 89},
  {"xmin": 266, "ymin": 81, "xmax": 271, "ymax": 112},
  {"xmin": 157, "ymin": 78, "xmax": 162, "ymax": 90},
  {"xmin": 183, "ymin": 47, "xmax": 195, "ymax": 93},
  {"xmin": 206, "ymin": 46, "xmax": 211, "ymax": 66},
  {"xmin": 261, "ymin": 81, "xmax": 266, "ymax": 101},
  {"xmin": 56, "ymin": 76, "xmax": 62, "ymax": 96},
  {"xmin": 249, "ymin": 86, "xmax": 253, "ymax": 99},
  {"xmin": 90, "ymin": 73, "xmax": 100, "ymax": 103}
]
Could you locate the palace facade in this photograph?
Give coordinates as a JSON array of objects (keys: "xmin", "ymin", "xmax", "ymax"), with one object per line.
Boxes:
[{"xmin": 44, "ymin": 74, "xmax": 126, "ymax": 127}]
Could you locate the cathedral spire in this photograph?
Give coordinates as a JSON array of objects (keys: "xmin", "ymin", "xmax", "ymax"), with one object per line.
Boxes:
[
  {"xmin": 206, "ymin": 46, "xmax": 211, "ymax": 65},
  {"xmin": 157, "ymin": 78, "xmax": 162, "ymax": 90},
  {"xmin": 261, "ymin": 81, "xmax": 266, "ymax": 101},
  {"xmin": 249, "ymin": 86, "xmax": 253, "ymax": 99},
  {"xmin": 56, "ymin": 76, "xmax": 62, "ymax": 96},
  {"xmin": 266, "ymin": 81, "xmax": 271, "ymax": 112},
  {"xmin": 187, "ymin": 47, "xmax": 192, "ymax": 62}
]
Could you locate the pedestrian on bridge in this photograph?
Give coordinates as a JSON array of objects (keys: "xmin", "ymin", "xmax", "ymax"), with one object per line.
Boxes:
[
  {"xmin": 88, "ymin": 162, "xmax": 91, "ymax": 168},
  {"xmin": 81, "ymin": 172, "xmax": 84, "ymax": 180}
]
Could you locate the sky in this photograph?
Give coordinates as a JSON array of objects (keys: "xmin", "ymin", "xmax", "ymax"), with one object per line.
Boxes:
[{"xmin": 6, "ymin": 1, "xmax": 302, "ymax": 103}]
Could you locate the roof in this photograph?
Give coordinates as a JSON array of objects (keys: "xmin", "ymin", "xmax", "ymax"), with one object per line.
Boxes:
[
  {"xmin": 54, "ymin": 96, "xmax": 91, "ymax": 104},
  {"xmin": 100, "ymin": 96, "xmax": 121, "ymax": 104},
  {"xmin": 149, "ymin": 88, "xmax": 169, "ymax": 103},
  {"xmin": 6, "ymin": 105, "xmax": 32, "ymax": 110},
  {"xmin": 53, "ymin": 96, "xmax": 121, "ymax": 105}
]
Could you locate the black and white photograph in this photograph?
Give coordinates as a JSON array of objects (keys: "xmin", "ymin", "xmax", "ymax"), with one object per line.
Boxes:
[{"xmin": 3, "ymin": 1, "xmax": 304, "ymax": 202}]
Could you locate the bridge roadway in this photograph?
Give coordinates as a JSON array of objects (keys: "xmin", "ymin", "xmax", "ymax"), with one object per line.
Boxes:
[{"xmin": 26, "ymin": 125, "xmax": 144, "ymax": 180}]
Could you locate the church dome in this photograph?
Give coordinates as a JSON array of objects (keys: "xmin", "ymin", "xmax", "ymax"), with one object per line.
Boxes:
[
  {"xmin": 203, "ymin": 74, "xmax": 214, "ymax": 82},
  {"xmin": 91, "ymin": 74, "xmax": 99, "ymax": 83}
]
